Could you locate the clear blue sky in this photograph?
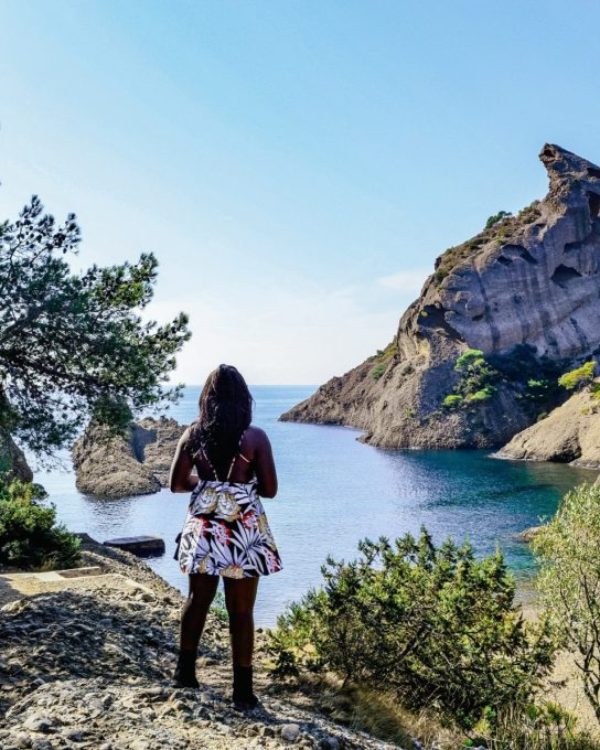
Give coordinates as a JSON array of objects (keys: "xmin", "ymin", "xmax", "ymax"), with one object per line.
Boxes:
[{"xmin": 2, "ymin": 0, "xmax": 599, "ymax": 384}]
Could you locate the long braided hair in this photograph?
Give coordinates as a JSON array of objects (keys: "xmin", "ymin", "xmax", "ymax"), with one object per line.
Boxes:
[{"xmin": 188, "ymin": 364, "xmax": 253, "ymax": 478}]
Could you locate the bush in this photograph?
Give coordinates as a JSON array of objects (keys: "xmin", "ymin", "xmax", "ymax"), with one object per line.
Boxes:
[
  {"xmin": 0, "ymin": 478, "xmax": 80, "ymax": 570},
  {"xmin": 443, "ymin": 394, "xmax": 463, "ymax": 409},
  {"xmin": 455, "ymin": 348, "xmax": 486, "ymax": 372},
  {"xmin": 534, "ymin": 483, "xmax": 600, "ymax": 725},
  {"xmin": 485, "ymin": 210, "xmax": 512, "ymax": 229},
  {"xmin": 442, "ymin": 350, "xmax": 499, "ymax": 409},
  {"xmin": 371, "ymin": 363, "xmax": 387, "ymax": 380},
  {"xmin": 476, "ymin": 701, "xmax": 599, "ymax": 749},
  {"xmin": 269, "ymin": 529, "xmax": 554, "ymax": 730},
  {"xmin": 465, "ymin": 386, "xmax": 495, "ymax": 402},
  {"xmin": 558, "ymin": 361, "xmax": 596, "ymax": 391}
]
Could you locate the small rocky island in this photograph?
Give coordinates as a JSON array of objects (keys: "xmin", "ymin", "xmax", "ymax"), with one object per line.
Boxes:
[
  {"xmin": 72, "ymin": 417, "xmax": 186, "ymax": 498},
  {"xmin": 282, "ymin": 144, "xmax": 600, "ymax": 453}
]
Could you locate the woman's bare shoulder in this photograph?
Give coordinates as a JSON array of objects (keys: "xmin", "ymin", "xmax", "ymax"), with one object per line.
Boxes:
[{"xmin": 244, "ymin": 425, "xmax": 270, "ymax": 446}]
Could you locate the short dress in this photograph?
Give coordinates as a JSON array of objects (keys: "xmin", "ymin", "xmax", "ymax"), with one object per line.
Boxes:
[{"xmin": 177, "ymin": 433, "xmax": 283, "ymax": 578}]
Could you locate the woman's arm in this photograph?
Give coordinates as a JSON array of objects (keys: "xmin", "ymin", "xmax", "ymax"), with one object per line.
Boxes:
[
  {"xmin": 169, "ymin": 427, "xmax": 198, "ymax": 493},
  {"xmin": 253, "ymin": 428, "xmax": 278, "ymax": 498}
]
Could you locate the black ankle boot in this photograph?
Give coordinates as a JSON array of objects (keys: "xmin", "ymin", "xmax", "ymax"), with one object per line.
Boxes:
[
  {"xmin": 173, "ymin": 648, "xmax": 199, "ymax": 689},
  {"xmin": 232, "ymin": 665, "xmax": 259, "ymax": 710}
]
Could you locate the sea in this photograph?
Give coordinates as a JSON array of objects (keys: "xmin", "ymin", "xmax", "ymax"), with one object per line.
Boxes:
[{"xmin": 34, "ymin": 385, "xmax": 598, "ymax": 627}]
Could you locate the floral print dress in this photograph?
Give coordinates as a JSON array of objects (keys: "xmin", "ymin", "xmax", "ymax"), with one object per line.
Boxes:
[{"xmin": 177, "ymin": 437, "xmax": 283, "ymax": 578}]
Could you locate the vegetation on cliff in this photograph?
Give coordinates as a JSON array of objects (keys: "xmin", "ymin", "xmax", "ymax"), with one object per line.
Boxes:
[{"xmin": 558, "ymin": 361, "xmax": 597, "ymax": 392}]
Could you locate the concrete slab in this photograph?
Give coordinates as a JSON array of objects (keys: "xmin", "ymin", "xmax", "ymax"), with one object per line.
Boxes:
[{"xmin": 103, "ymin": 536, "xmax": 165, "ymax": 556}]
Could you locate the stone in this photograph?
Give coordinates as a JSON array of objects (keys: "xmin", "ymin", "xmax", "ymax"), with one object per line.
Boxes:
[
  {"xmin": 63, "ymin": 729, "xmax": 85, "ymax": 742},
  {"xmin": 281, "ymin": 724, "xmax": 301, "ymax": 742},
  {"xmin": 103, "ymin": 537, "xmax": 165, "ymax": 557},
  {"xmin": 30, "ymin": 740, "xmax": 54, "ymax": 750},
  {"xmin": 282, "ymin": 144, "xmax": 600, "ymax": 451},
  {"xmin": 23, "ymin": 715, "xmax": 54, "ymax": 733},
  {"xmin": 72, "ymin": 417, "xmax": 185, "ymax": 499},
  {"xmin": 515, "ymin": 525, "xmax": 546, "ymax": 543}
]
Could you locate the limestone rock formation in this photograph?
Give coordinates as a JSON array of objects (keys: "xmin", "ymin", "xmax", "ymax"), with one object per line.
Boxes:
[
  {"xmin": 497, "ymin": 383, "xmax": 600, "ymax": 469},
  {"xmin": 72, "ymin": 417, "xmax": 185, "ymax": 498},
  {"xmin": 282, "ymin": 144, "xmax": 600, "ymax": 449},
  {"xmin": 0, "ymin": 429, "xmax": 33, "ymax": 483}
]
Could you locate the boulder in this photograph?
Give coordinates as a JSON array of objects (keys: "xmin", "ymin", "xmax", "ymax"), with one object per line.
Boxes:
[
  {"xmin": 515, "ymin": 525, "xmax": 546, "ymax": 543},
  {"xmin": 103, "ymin": 536, "xmax": 166, "ymax": 557}
]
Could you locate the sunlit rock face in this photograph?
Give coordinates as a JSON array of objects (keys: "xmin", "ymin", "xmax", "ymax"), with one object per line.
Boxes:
[
  {"xmin": 282, "ymin": 145, "xmax": 600, "ymax": 449},
  {"xmin": 72, "ymin": 417, "xmax": 185, "ymax": 498}
]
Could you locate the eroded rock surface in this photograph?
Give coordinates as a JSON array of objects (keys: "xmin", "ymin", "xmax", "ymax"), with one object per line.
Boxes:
[
  {"xmin": 496, "ymin": 383, "xmax": 600, "ymax": 469},
  {"xmin": 72, "ymin": 417, "xmax": 185, "ymax": 498},
  {"xmin": 283, "ymin": 145, "xmax": 600, "ymax": 449},
  {"xmin": 0, "ymin": 428, "xmax": 33, "ymax": 483}
]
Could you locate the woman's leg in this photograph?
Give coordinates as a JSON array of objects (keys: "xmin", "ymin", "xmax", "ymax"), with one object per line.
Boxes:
[
  {"xmin": 224, "ymin": 576, "xmax": 259, "ymax": 666},
  {"xmin": 175, "ymin": 573, "xmax": 219, "ymax": 687},
  {"xmin": 180, "ymin": 573, "xmax": 220, "ymax": 651},
  {"xmin": 224, "ymin": 577, "xmax": 259, "ymax": 707}
]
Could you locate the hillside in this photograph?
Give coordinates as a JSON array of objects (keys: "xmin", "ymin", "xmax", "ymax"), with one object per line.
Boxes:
[{"xmin": 0, "ymin": 538, "xmax": 404, "ymax": 750}]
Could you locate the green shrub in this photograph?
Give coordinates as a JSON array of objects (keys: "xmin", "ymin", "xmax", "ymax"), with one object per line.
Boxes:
[
  {"xmin": 442, "ymin": 350, "xmax": 500, "ymax": 409},
  {"xmin": 526, "ymin": 378, "xmax": 554, "ymax": 403},
  {"xmin": 269, "ymin": 529, "xmax": 554, "ymax": 730},
  {"xmin": 0, "ymin": 479, "xmax": 80, "ymax": 570},
  {"xmin": 558, "ymin": 361, "xmax": 596, "ymax": 391},
  {"xmin": 371, "ymin": 363, "xmax": 386, "ymax": 380},
  {"xmin": 516, "ymin": 201, "xmax": 542, "ymax": 226},
  {"xmin": 443, "ymin": 394, "xmax": 463, "ymax": 409},
  {"xmin": 455, "ymin": 348, "xmax": 486, "ymax": 372},
  {"xmin": 534, "ymin": 483, "xmax": 600, "ymax": 725},
  {"xmin": 485, "ymin": 210, "xmax": 512, "ymax": 229},
  {"xmin": 465, "ymin": 386, "xmax": 495, "ymax": 402}
]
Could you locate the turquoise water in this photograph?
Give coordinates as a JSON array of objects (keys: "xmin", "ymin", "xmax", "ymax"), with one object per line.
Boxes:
[{"xmin": 36, "ymin": 385, "xmax": 598, "ymax": 627}]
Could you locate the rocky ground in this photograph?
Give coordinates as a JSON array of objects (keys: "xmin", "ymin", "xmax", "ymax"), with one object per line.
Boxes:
[
  {"xmin": 496, "ymin": 381, "xmax": 600, "ymax": 471},
  {"xmin": 0, "ymin": 539, "xmax": 404, "ymax": 750}
]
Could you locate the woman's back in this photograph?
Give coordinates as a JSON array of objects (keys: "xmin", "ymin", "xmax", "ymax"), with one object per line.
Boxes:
[{"xmin": 188, "ymin": 424, "xmax": 278, "ymax": 497}]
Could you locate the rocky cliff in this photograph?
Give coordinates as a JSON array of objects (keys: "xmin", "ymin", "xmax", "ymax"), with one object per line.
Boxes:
[
  {"xmin": 282, "ymin": 144, "xmax": 600, "ymax": 449},
  {"xmin": 72, "ymin": 417, "xmax": 185, "ymax": 498},
  {"xmin": 0, "ymin": 428, "xmax": 32, "ymax": 483},
  {"xmin": 496, "ymin": 379, "xmax": 600, "ymax": 469}
]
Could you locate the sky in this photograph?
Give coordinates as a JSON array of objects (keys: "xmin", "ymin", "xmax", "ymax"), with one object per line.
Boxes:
[{"xmin": 2, "ymin": 0, "xmax": 600, "ymax": 384}]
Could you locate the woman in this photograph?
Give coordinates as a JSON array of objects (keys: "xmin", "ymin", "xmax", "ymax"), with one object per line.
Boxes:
[{"xmin": 169, "ymin": 364, "xmax": 282, "ymax": 710}]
